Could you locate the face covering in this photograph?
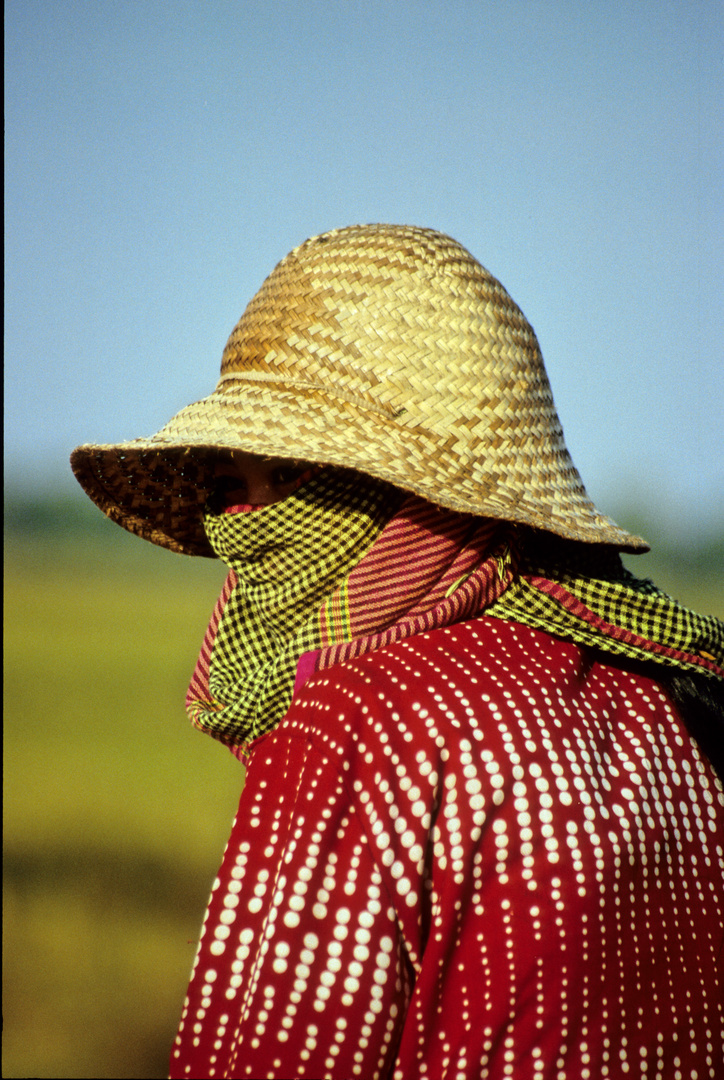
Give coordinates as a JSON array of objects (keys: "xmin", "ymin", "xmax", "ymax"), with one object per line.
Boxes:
[{"xmin": 187, "ymin": 469, "xmax": 403, "ymax": 749}]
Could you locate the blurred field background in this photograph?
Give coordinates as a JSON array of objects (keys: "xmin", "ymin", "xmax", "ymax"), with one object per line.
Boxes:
[
  {"xmin": 4, "ymin": 487, "xmax": 723, "ymax": 1078},
  {"xmin": 4, "ymin": 493, "xmax": 241, "ymax": 1078},
  {"xmin": 6, "ymin": 0, "xmax": 723, "ymax": 1074}
]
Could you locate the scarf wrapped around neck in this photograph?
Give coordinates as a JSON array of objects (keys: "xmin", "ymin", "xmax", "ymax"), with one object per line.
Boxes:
[{"xmin": 187, "ymin": 472, "xmax": 724, "ymax": 758}]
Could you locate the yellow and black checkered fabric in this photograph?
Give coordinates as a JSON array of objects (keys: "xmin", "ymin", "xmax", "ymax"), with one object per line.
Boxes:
[
  {"xmin": 197, "ymin": 471, "xmax": 401, "ymax": 746},
  {"xmin": 487, "ymin": 537, "xmax": 723, "ymax": 675}
]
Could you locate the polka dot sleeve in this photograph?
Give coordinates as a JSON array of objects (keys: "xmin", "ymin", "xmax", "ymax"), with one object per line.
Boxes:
[{"xmin": 170, "ymin": 731, "xmax": 412, "ymax": 1079}]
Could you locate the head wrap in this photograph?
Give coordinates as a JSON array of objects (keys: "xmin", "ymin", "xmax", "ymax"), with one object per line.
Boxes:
[{"xmin": 187, "ymin": 475, "xmax": 723, "ymax": 757}]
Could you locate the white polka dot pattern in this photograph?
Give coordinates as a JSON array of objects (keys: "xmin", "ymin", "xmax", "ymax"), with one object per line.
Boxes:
[{"xmin": 170, "ymin": 618, "xmax": 724, "ymax": 1079}]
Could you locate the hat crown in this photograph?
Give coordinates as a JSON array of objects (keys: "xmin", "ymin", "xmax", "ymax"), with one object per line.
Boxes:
[
  {"xmin": 216, "ymin": 224, "xmax": 574, "ymax": 527},
  {"xmin": 220, "ymin": 225, "xmax": 552, "ymax": 438}
]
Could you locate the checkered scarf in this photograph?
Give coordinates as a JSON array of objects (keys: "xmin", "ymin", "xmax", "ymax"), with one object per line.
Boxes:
[
  {"xmin": 187, "ymin": 475, "xmax": 723, "ymax": 756},
  {"xmin": 486, "ymin": 533, "xmax": 724, "ymax": 678},
  {"xmin": 186, "ymin": 471, "xmax": 406, "ymax": 751}
]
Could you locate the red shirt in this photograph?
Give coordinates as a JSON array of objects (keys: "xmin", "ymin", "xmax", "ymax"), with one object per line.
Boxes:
[{"xmin": 170, "ymin": 618, "xmax": 724, "ymax": 1079}]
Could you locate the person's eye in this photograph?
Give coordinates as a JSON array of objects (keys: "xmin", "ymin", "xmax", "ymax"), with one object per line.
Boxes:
[
  {"xmin": 271, "ymin": 464, "xmax": 305, "ymax": 486},
  {"xmin": 215, "ymin": 475, "xmax": 247, "ymax": 497}
]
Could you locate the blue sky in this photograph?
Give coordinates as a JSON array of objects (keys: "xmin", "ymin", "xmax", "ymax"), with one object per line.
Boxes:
[{"xmin": 5, "ymin": 0, "xmax": 723, "ymax": 538}]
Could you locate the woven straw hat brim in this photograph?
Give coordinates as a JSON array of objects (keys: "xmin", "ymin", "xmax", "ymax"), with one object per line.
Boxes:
[
  {"xmin": 70, "ymin": 223, "xmax": 648, "ymax": 558},
  {"xmin": 70, "ymin": 382, "xmax": 646, "ymax": 557}
]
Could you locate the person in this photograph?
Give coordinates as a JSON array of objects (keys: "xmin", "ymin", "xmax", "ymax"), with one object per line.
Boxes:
[{"xmin": 71, "ymin": 224, "xmax": 724, "ymax": 1080}]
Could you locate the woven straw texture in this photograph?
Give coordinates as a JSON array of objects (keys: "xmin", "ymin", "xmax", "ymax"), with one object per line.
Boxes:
[{"xmin": 70, "ymin": 223, "xmax": 647, "ymax": 557}]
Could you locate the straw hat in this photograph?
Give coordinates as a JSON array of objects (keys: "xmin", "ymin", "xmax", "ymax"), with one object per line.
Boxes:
[{"xmin": 71, "ymin": 223, "xmax": 647, "ymax": 557}]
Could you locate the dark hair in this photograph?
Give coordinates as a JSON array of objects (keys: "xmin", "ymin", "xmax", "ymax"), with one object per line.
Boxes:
[{"xmin": 663, "ymin": 669, "xmax": 724, "ymax": 782}]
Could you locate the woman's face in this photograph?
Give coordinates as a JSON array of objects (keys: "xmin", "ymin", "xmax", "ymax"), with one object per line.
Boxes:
[{"xmin": 213, "ymin": 452, "xmax": 315, "ymax": 507}]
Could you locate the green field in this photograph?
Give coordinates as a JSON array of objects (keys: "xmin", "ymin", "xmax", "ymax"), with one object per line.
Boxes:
[
  {"xmin": 4, "ymin": 498, "xmax": 723, "ymax": 1078},
  {"xmin": 4, "ymin": 520, "xmax": 243, "ymax": 1079}
]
